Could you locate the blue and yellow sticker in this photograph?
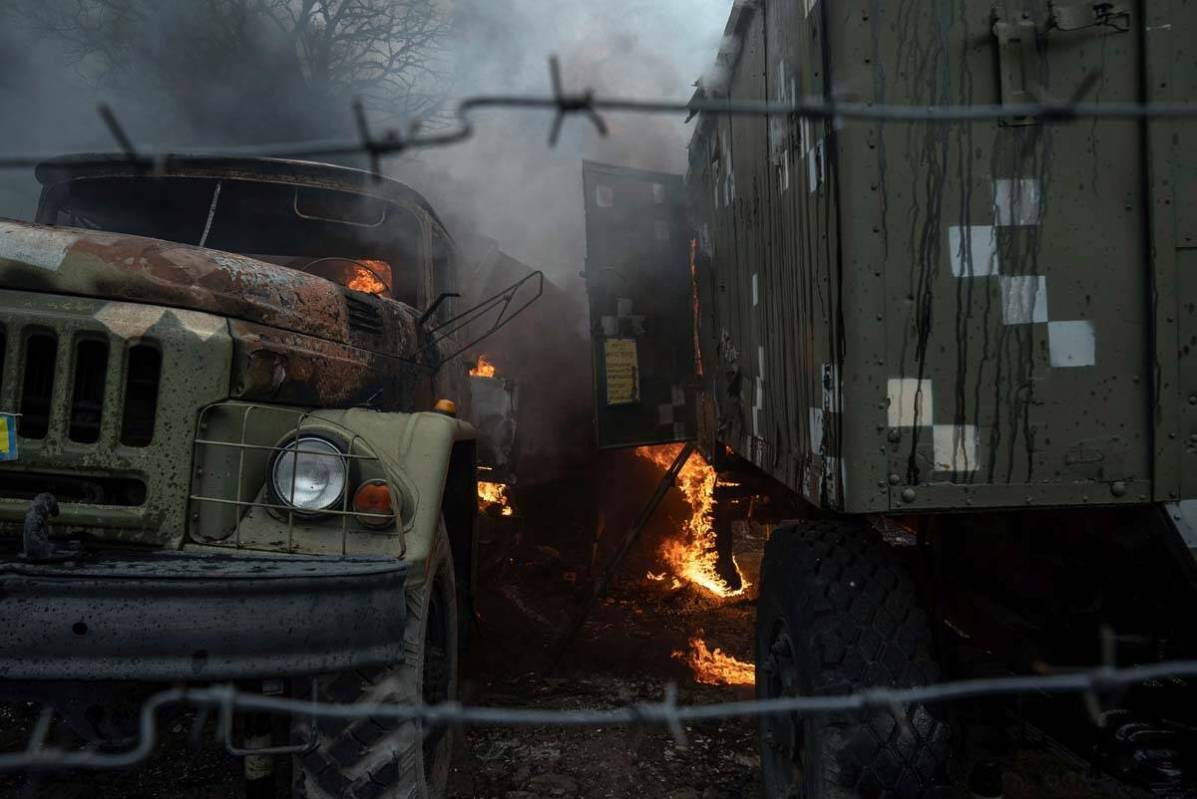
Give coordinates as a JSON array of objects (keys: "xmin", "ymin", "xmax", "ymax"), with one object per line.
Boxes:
[{"xmin": 0, "ymin": 413, "xmax": 17, "ymax": 462}]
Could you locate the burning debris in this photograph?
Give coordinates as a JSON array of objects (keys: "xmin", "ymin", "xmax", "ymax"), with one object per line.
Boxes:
[
  {"xmin": 478, "ymin": 481, "xmax": 514, "ymax": 516},
  {"xmin": 674, "ymin": 636, "xmax": 754, "ymax": 687},
  {"xmin": 345, "ymin": 260, "xmax": 392, "ymax": 296},
  {"xmin": 470, "ymin": 354, "xmax": 497, "ymax": 378},
  {"xmin": 635, "ymin": 444, "xmax": 749, "ymax": 599}
]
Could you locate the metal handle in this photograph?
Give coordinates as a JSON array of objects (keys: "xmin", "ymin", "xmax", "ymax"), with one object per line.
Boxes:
[{"xmin": 992, "ymin": 11, "xmax": 1042, "ymax": 126}]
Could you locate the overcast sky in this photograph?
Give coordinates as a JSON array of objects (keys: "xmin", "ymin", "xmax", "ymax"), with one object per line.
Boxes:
[
  {"xmin": 401, "ymin": 0, "xmax": 734, "ymax": 276},
  {"xmin": 0, "ymin": 0, "xmax": 734, "ymax": 278}
]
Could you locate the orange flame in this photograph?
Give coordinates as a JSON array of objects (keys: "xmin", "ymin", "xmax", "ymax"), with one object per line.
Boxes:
[
  {"xmin": 634, "ymin": 444, "xmax": 748, "ymax": 598},
  {"xmin": 646, "ymin": 571, "xmax": 667, "ymax": 582},
  {"xmin": 470, "ymin": 355, "xmax": 497, "ymax": 378},
  {"xmin": 477, "ymin": 481, "xmax": 514, "ymax": 516},
  {"xmin": 346, "ymin": 260, "xmax": 391, "ymax": 296},
  {"xmin": 674, "ymin": 636, "xmax": 754, "ymax": 686}
]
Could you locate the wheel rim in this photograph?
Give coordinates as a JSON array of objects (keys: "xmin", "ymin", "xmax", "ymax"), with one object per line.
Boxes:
[
  {"xmin": 761, "ymin": 622, "xmax": 804, "ymax": 797},
  {"xmin": 421, "ymin": 568, "xmax": 452, "ymax": 775}
]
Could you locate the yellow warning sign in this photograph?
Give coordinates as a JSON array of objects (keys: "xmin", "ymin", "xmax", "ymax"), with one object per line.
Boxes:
[
  {"xmin": 604, "ymin": 338, "xmax": 640, "ymax": 405},
  {"xmin": 0, "ymin": 413, "xmax": 15, "ymax": 462}
]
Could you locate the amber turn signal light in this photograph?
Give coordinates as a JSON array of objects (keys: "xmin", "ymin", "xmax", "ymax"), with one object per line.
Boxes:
[{"xmin": 353, "ymin": 479, "xmax": 396, "ymax": 528}]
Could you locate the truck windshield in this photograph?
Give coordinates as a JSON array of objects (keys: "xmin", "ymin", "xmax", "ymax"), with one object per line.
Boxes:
[{"xmin": 40, "ymin": 176, "xmax": 421, "ymax": 304}]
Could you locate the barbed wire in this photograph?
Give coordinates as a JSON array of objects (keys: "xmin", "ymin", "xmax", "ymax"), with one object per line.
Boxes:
[
  {"xmin": 2, "ymin": 657, "xmax": 1195, "ymax": 772},
  {"xmin": 0, "ymin": 56, "xmax": 1196, "ymax": 172}
]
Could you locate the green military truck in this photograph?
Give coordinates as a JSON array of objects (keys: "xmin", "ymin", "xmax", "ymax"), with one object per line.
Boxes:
[
  {"xmin": 0, "ymin": 155, "xmax": 497, "ymax": 797},
  {"xmin": 586, "ymin": 0, "xmax": 1197, "ymax": 795}
]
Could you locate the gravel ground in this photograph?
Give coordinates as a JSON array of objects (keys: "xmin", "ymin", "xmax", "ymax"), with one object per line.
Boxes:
[{"xmin": 0, "ymin": 455, "xmax": 1163, "ymax": 797}]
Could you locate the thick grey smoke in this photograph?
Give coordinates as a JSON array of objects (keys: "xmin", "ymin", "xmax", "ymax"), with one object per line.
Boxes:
[
  {"xmin": 0, "ymin": 0, "xmax": 733, "ymax": 479},
  {"xmin": 0, "ymin": 0, "xmax": 731, "ymax": 272},
  {"xmin": 400, "ymin": 0, "xmax": 730, "ymax": 287}
]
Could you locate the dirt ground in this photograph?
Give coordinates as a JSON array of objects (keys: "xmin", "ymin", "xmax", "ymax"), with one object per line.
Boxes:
[{"xmin": 0, "ymin": 452, "xmax": 1159, "ymax": 797}]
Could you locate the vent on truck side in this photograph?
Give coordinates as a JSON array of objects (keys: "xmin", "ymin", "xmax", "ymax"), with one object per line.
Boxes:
[
  {"xmin": 69, "ymin": 339, "xmax": 109, "ymax": 444},
  {"xmin": 19, "ymin": 332, "xmax": 57, "ymax": 440},
  {"xmin": 345, "ymin": 294, "xmax": 385, "ymax": 335},
  {"xmin": 120, "ymin": 345, "xmax": 161, "ymax": 447}
]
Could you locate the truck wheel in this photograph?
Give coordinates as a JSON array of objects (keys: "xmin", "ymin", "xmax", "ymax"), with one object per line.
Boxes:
[
  {"xmin": 296, "ymin": 525, "xmax": 457, "ymax": 799},
  {"xmin": 755, "ymin": 519, "xmax": 949, "ymax": 798}
]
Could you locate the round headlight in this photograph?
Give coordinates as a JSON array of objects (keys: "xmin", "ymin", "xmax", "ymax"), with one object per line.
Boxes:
[{"xmin": 270, "ymin": 436, "xmax": 347, "ymax": 515}]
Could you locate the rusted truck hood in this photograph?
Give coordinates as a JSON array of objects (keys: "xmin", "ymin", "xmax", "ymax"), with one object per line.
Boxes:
[{"xmin": 0, "ymin": 218, "xmax": 415, "ymax": 348}]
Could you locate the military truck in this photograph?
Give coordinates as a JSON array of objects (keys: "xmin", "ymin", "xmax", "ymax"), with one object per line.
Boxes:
[
  {"xmin": 0, "ymin": 155, "xmax": 522, "ymax": 797},
  {"xmin": 585, "ymin": 0, "xmax": 1197, "ymax": 795}
]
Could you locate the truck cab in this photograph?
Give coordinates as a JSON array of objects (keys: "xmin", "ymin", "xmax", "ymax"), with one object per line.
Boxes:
[{"xmin": 0, "ymin": 155, "xmax": 478, "ymax": 797}]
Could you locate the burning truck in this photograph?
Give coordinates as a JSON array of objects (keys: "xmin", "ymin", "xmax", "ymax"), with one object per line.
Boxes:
[
  {"xmin": 583, "ymin": 0, "xmax": 1197, "ymax": 795},
  {"xmin": 0, "ymin": 155, "xmax": 539, "ymax": 797}
]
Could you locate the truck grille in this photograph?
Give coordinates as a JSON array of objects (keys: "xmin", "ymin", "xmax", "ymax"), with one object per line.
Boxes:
[
  {"xmin": 0, "ymin": 291, "xmax": 231, "ymax": 545},
  {"xmin": 18, "ymin": 332, "xmax": 57, "ymax": 440},
  {"xmin": 2, "ymin": 327, "xmax": 162, "ymax": 451}
]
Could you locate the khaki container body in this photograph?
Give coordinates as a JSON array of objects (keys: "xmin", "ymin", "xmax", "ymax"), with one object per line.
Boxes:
[{"xmin": 689, "ymin": 0, "xmax": 1191, "ymax": 513}]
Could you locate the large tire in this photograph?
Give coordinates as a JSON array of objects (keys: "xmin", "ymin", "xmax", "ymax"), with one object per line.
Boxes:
[
  {"xmin": 295, "ymin": 524, "xmax": 458, "ymax": 799},
  {"xmin": 755, "ymin": 519, "xmax": 949, "ymax": 797}
]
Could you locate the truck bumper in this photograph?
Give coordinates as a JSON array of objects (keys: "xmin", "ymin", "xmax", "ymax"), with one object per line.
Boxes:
[{"xmin": 0, "ymin": 551, "xmax": 408, "ymax": 682}]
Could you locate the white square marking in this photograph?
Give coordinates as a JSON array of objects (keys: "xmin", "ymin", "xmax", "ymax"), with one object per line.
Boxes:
[
  {"xmin": 1049, "ymin": 320, "xmax": 1096, "ymax": 367},
  {"xmin": 821, "ymin": 363, "xmax": 840, "ymax": 409},
  {"xmin": 753, "ymin": 376, "xmax": 764, "ymax": 437},
  {"xmin": 933, "ymin": 425, "xmax": 979, "ymax": 473},
  {"xmin": 887, "ymin": 378, "xmax": 933, "ymax": 427},
  {"xmin": 994, "ymin": 179, "xmax": 1040, "ymax": 226},
  {"xmin": 948, "ymin": 225, "xmax": 999, "ymax": 277},
  {"xmin": 0, "ymin": 222, "xmax": 77, "ymax": 272},
  {"xmin": 999, "ymin": 275, "xmax": 1049, "ymax": 325},
  {"xmin": 809, "ymin": 407, "xmax": 824, "ymax": 454},
  {"xmin": 595, "ymin": 185, "xmax": 614, "ymax": 208}
]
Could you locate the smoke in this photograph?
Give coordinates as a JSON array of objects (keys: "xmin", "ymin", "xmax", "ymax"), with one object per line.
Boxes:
[
  {"xmin": 400, "ymin": 0, "xmax": 731, "ymax": 287},
  {"xmin": 0, "ymin": 0, "xmax": 731, "ymax": 273},
  {"xmin": 0, "ymin": 0, "xmax": 733, "ymax": 479}
]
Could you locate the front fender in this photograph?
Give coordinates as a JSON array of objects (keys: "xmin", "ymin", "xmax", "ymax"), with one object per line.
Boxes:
[{"xmin": 316, "ymin": 408, "xmax": 476, "ymax": 583}]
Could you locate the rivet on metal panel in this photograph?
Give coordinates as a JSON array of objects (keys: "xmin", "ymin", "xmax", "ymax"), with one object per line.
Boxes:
[
  {"xmin": 901, "ymin": 488, "xmax": 916, "ymax": 503},
  {"xmin": 1189, "ymin": 395, "xmax": 1197, "ymax": 405},
  {"xmin": 1111, "ymin": 481, "xmax": 1127, "ymax": 498},
  {"xmin": 887, "ymin": 429, "xmax": 902, "ymax": 443},
  {"xmin": 889, "ymin": 474, "xmax": 901, "ymax": 486}
]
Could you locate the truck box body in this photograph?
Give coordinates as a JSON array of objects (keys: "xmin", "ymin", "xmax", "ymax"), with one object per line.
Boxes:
[{"xmin": 687, "ymin": 0, "xmax": 1193, "ymax": 513}]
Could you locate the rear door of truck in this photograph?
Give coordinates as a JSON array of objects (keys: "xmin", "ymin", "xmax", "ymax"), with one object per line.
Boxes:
[{"xmin": 581, "ymin": 161, "xmax": 697, "ymax": 450}]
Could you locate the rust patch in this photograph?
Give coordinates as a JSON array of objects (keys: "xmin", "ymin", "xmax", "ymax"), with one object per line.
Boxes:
[{"xmin": 230, "ymin": 320, "xmax": 425, "ymax": 411}]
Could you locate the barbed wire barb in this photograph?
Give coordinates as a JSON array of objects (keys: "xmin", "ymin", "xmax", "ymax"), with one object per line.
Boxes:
[
  {"xmin": 96, "ymin": 103, "xmax": 138, "ymax": 161},
  {"xmin": 546, "ymin": 55, "xmax": 609, "ymax": 148}
]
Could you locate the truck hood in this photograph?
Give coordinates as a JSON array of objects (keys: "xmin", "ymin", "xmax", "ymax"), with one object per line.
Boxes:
[{"xmin": 0, "ymin": 218, "xmax": 418, "ymax": 350}]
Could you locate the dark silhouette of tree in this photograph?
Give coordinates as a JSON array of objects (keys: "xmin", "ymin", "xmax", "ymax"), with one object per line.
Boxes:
[{"xmin": 26, "ymin": 0, "xmax": 452, "ymax": 141}]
